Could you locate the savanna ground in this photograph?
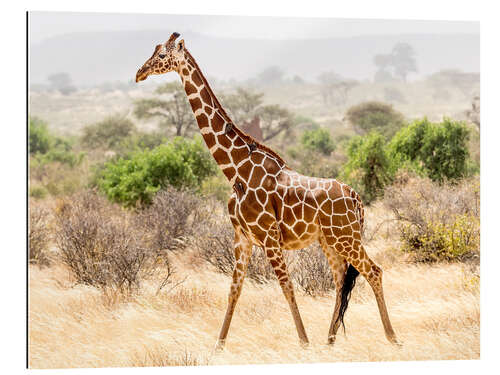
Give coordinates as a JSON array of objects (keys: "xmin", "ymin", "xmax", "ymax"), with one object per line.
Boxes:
[
  {"xmin": 28, "ymin": 202, "xmax": 479, "ymax": 368},
  {"xmin": 28, "ymin": 71, "xmax": 480, "ymax": 368}
]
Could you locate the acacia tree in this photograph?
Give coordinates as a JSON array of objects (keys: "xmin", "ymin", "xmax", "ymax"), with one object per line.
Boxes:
[
  {"xmin": 256, "ymin": 66, "xmax": 285, "ymax": 86},
  {"xmin": 257, "ymin": 104, "xmax": 295, "ymax": 142},
  {"xmin": 373, "ymin": 43, "xmax": 417, "ymax": 82},
  {"xmin": 134, "ymin": 82, "xmax": 196, "ymax": 136},
  {"xmin": 317, "ymin": 71, "xmax": 356, "ymax": 105},
  {"xmin": 221, "ymin": 87, "xmax": 264, "ymax": 124},
  {"xmin": 345, "ymin": 101, "xmax": 405, "ymax": 140},
  {"xmin": 391, "ymin": 43, "xmax": 417, "ymax": 82},
  {"xmin": 47, "ymin": 72, "xmax": 77, "ymax": 95}
]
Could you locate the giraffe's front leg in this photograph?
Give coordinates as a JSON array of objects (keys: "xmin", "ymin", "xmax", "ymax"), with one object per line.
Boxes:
[
  {"xmin": 216, "ymin": 227, "xmax": 252, "ymax": 350},
  {"xmin": 262, "ymin": 226, "xmax": 309, "ymax": 345}
]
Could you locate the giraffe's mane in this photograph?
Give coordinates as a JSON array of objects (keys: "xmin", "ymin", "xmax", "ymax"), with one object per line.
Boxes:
[{"xmin": 184, "ymin": 49, "xmax": 288, "ymax": 167}]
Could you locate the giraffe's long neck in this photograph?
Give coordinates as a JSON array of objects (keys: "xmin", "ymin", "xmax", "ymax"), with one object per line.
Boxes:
[{"xmin": 177, "ymin": 51, "xmax": 257, "ymax": 184}]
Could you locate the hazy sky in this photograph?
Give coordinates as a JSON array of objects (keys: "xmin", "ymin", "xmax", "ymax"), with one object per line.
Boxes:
[{"xmin": 29, "ymin": 11, "xmax": 479, "ymax": 44}]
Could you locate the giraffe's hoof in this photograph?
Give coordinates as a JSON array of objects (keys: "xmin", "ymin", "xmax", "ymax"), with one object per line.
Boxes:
[
  {"xmin": 327, "ymin": 335, "xmax": 336, "ymax": 346},
  {"xmin": 388, "ymin": 336, "xmax": 403, "ymax": 347},
  {"xmin": 299, "ymin": 340, "xmax": 310, "ymax": 349},
  {"xmin": 214, "ymin": 339, "xmax": 226, "ymax": 352},
  {"xmin": 392, "ymin": 340, "xmax": 403, "ymax": 348}
]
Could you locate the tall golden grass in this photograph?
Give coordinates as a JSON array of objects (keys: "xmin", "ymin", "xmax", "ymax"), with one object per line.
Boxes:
[{"xmin": 28, "ymin": 204, "xmax": 479, "ymax": 369}]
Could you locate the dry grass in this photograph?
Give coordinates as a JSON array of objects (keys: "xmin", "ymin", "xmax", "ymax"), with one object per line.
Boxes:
[{"xmin": 28, "ymin": 204, "xmax": 479, "ymax": 369}]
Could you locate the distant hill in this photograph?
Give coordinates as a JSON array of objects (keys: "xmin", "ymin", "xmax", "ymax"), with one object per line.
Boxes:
[{"xmin": 29, "ymin": 31, "xmax": 479, "ymax": 86}]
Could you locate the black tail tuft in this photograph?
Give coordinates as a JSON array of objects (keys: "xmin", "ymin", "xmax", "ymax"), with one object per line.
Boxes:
[{"xmin": 336, "ymin": 264, "xmax": 360, "ymax": 332}]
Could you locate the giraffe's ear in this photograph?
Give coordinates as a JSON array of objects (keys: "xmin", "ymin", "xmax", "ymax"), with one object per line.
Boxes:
[{"xmin": 177, "ymin": 39, "xmax": 185, "ymax": 52}]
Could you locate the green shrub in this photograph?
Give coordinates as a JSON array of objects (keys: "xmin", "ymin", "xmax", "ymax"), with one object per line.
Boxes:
[
  {"xmin": 345, "ymin": 101, "xmax": 405, "ymax": 139},
  {"xmin": 96, "ymin": 137, "xmax": 218, "ymax": 207},
  {"xmin": 117, "ymin": 131, "xmax": 168, "ymax": 157},
  {"xmin": 300, "ymin": 128, "xmax": 336, "ymax": 155},
  {"xmin": 388, "ymin": 118, "xmax": 472, "ymax": 182},
  {"xmin": 29, "ymin": 117, "xmax": 52, "ymax": 155},
  {"xmin": 29, "ymin": 185, "xmax": 48, "ymax": 199},
  {"xmin": 29, "ymin": 117, "xmax": 84, "ymax": 168},
  {"xmin": 384, "ymin": 174, "xmax": 479, "ymax": 263},
  {"xmin": 81, "ymin": 115, "xmax": 136, "ymax": 150},
  {"xmin": 340, "ymin": 132, "xmax": 393, "ymax": 204}
]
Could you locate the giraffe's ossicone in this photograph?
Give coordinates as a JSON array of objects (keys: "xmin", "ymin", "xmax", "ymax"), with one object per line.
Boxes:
[{"xmin": 136, "ymin": 32, "xmax": 399, "ymax": 349}]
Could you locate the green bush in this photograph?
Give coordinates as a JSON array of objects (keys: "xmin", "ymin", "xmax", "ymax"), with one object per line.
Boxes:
[
  {"xmin": 96, "ymin": 137, "xmax": 218, "ymax": 207},
  {"xmin": 388, "ymin": 118, "xmax": 472, "ymax": 182},
  {"xmin": 300, "ymin": 128, "xmax": 336, "ymax": 155},
  {"xmin": 81, "ymin": 115, "xmax": 136, "ymax": 150},
  {"xmin": 117, "ymin": 131, "xmax": 168, "ymax": 157},
  {"xmin": 29, "ymin": 185, "xmax": 48, "ymax": 199},
  {"xmin": 29, "ymin": 117, "xmax": 52, "ymax": 154},
  {"xmin": 345, "ymin": 101, "xmax": 405, "ymax": 139},
  {"xmin": 29, "ymin": 117, "xmax": 85, "ymax": 177},
  {"xmin": 340, "ymin": 132, "xmax": 393, "ymax": 204}
]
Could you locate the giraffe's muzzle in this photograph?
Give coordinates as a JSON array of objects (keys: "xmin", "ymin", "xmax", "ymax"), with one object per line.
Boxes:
[{"xmin": 135, "ymin": 67, "xmax": 149, "ymax": 83}]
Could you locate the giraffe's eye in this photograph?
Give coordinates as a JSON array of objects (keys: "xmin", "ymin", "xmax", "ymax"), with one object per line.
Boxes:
[{"xmin": 158, "ymin": 54, "xmax": 166, "ymax": 59}]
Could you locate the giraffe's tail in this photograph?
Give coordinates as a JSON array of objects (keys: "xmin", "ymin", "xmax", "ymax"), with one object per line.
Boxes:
[{"xmin": 335, "ymin": 263, "xmax": 360, "ymax": 333}]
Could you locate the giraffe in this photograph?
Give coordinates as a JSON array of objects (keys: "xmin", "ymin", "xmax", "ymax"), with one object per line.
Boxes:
[{"xmin": 136, "ymin": 32, "xmax": 399, "ymax": 349}]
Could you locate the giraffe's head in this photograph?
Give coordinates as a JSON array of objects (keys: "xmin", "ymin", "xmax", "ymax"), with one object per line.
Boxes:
[{"xmin": 135, "ymin": 32, "xmax": 186, "ymax": 82}]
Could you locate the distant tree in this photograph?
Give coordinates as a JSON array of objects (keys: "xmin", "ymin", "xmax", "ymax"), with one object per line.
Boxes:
[
  {"xmin": 256, "ymin": 66, "xmax": 285, "ymax": 86},
  {"xmin": 134, "ymin": 82, "xmax": 196, "ymax": 136},
  {"xmin": 345, "ymin": 101, "xmax": 405, "ymax": 140},
  {"xmin": 373, "ymin": 43, "xmax": 417, "ymax": 82},
  {"xmin": 391, "ymin": 43, "xmax": 417, "ymax": 82},
  {"xmin": 221, "ymin": 87, "xmax": 264, "ymax": 124},
  {"xmin": 316, "ymin": 71, "xmax": 356, "ymax": 106},
  {"xmin": 292, "ymin": 75, "xmax": 305, "ymax": 84},
  {"xmin": 257, "ymin": 104, "xmax": 294, "ymax": 142},
  {"xmin": 81, "ymin": 115, "xmax": 136, "ymax": 150},
  {"xmin": 300, "ymin": 128, "xmax": 336, "ymax": 156},
  {"xmin": 317, "ymin": 71, "xmax": 341, "ymax": 104},
  {"xmin": 47, "ymin": 72, "xmax": 77, "ymax": 95}
]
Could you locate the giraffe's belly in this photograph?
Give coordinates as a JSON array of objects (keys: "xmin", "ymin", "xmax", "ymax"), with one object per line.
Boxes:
[{"xmin": 278, "ymin": 221, "xmax": 320, "ymax": 250}]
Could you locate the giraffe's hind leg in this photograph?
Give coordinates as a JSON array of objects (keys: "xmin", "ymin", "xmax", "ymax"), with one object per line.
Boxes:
[
  {"xmin": 319, "ymin": 234, "xmax": 348, "ymax": 345},
  {"xmin": 343, "ymin": 243, "xmax": 399, "ymax": 344}
]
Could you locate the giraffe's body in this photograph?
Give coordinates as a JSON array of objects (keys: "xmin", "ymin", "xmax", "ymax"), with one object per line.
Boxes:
[{"xmin": 136, "ymin": 33, "xmax": 399, "ymax": 348}]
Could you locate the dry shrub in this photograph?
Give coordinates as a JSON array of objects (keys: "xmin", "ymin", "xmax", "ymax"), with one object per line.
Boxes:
[
  {"xmin": 384, "ymin": 173, "xmax": 480, "ymax": 263},
  {"xmin": 193, "ymin": 217, "xmax": 274, "ymax": 284},
  {"xmin": 29, "ymin": 205, "xmax": 51, "ymax": 266},
  {"xmin": 135, "ymin": 188, "xmax": 201, "ymax": 253},
  {"xmin": 54, "ymin": 190, "xmax": 163, "ymax": 292},
  {"xmin": 290, "ymin": 244, "xmax": 333, "ymax": 296}
]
